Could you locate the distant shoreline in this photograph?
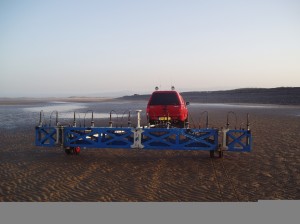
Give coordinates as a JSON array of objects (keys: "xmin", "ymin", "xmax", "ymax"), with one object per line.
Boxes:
[
  {"xmin": 119, "ymin": 87, "xmax": 300, "ymax": 105},
  {"xmin": 1, "ymin": 87, "xmax": 300, "ymax": 106}
]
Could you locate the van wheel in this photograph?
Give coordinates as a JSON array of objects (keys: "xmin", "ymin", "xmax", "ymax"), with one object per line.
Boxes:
[
  {"xmin": 184, "ymin": 117, "xmax": 189, "ymax": 128},
  {"xmin": 178, "ymin": 121, "xmax": 185, "ymax": 128}
]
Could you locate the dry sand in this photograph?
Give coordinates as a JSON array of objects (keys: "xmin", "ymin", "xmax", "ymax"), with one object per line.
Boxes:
[{"xmin": 0, "ymin": 102, "xmax": 300, "ymax": 202}]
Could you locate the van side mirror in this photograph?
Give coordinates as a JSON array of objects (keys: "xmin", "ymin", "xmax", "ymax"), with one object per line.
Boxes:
[{"xmin": 186, "ymin": 102, "xmax": 190, "ymax": 106}]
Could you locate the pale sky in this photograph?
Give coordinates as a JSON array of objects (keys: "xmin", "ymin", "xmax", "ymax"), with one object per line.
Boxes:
[{"xmin": 0, "ymin": 0, "xmax": 300, "ymax": 97}]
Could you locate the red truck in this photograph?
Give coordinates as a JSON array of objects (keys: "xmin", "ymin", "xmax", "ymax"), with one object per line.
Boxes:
[{"xmin": 146, "ymin": 88, "xmax": 189, "ymax": 128}]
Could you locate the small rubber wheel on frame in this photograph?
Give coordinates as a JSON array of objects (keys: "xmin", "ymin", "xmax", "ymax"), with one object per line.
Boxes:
[
  {"xmin": 219, "ymin": 151, "xmax": 224, "ymax": 158},
  {"xmin": 65, "ymin": 148, "xmax": 72, "ymax": 155},
  {"xmin": 73, "ymin": 147, "xmax": 80, "ymax": 155}
]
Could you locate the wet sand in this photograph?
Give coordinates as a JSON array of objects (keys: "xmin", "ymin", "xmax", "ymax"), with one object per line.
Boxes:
[
  {"xmin": 0, "ymin": 102, "xmax": 300, "ymax": 202},
  {"xmin": 0, "ymin": 97, "xmax": 112, "ymax": 105}
]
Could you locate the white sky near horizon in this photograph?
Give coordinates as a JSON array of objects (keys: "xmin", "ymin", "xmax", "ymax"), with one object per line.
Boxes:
[{"xmin": 0, "ymin": 0, "xmax": 300, "ymax": 97}]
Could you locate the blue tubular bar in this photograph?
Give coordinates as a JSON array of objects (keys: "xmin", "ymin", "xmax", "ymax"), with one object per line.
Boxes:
[
  {"xmin": 63, "ymin": 127, "xmax": 134, "ymax": 148},
  {"xmin": 35, "ymin": 126, "xmax": 57, "ymax": 147},
  {"xmin": 226, "ymin": 130, "xmax": 252, "ymax": 152},
  {"xmin": 141, "ymin": 128, "xmax": 218, "ymax": 151}
]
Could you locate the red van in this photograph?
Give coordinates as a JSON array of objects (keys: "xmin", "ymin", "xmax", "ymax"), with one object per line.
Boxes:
[{"xmin": 146, "ymin": 89, "xmax": 189, "ymax": 127}]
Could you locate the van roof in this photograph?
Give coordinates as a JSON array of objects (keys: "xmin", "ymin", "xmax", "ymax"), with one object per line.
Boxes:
[{"xmin": 152, "ymin": 90, "xmax": 179, "ymax": 93}]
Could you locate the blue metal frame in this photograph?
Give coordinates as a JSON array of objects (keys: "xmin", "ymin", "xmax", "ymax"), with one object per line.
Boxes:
[
  {"xmin": 63, "ymin": 127, "xmax": 134, "ymax": 148},
  {"xmin": 226, "ymin": 130, "xmax": 252, "ymax": 152},
  {"xmin": 141, "ymin": 128, "xmax": 218, "ymax": 151},
  {"xmin": 35, "ymin": 126, "xmax": 57, "ymax": 147},
  {"xmin": 35, "ymin": 126, "xmax": 252, "ymax": 153}
]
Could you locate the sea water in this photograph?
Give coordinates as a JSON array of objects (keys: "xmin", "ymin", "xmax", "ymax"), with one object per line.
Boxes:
[{"xmin": 0, "ymin": 101, "xmax": 299, "ymax": 130}]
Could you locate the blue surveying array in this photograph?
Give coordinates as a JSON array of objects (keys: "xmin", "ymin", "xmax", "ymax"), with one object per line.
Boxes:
[{"xmin": 35, "ymin": 110, "xmax": 252, "ymax": 158}]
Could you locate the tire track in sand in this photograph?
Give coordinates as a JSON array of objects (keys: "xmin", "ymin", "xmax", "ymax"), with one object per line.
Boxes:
[
  {"xmin": 209, "ymin": 157, "xmax": 242, "ymax": 202},
  {"xmin": 144, "ymin": 159, "xmax": 166, "ymax": 201}
]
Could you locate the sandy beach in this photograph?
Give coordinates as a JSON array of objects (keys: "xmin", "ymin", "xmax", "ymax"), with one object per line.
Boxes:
[{"xmin": 0, "ymin": 100, "xmax": 299, "ymax": 202}]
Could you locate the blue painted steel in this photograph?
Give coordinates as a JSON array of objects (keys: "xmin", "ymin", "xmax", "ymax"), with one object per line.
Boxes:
[
  {"xmin": 35, "ymin": 126, "xmax": 57, "ymax": 147},
  {"xmin": 226, "ymin": 130, "xmax": 252, "ymax": 152},
  {"xmin": 141, "ymin": 128, "xmax": 218, "ymax": 150},
  {"xmin": 62, "ymin": 127, "xmax": 218, "ymax": 151},
  {"xmin": 63, "ymin": 127, "xmax": 134, "ymax": 148},
  {"xmin": 35, "ymin": 126, "xmax": 252, "ymax": 153}
]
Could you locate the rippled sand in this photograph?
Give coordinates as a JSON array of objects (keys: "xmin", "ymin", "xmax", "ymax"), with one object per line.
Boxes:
[{"xmin": 0, "ymin": 106, "xmax": 300, "ymax": 202}]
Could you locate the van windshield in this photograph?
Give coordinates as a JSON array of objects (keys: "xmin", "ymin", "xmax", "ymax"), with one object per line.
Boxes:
[{"xmin": 149, "ymin": 92, "xmax": 180, "ymax": 105}]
